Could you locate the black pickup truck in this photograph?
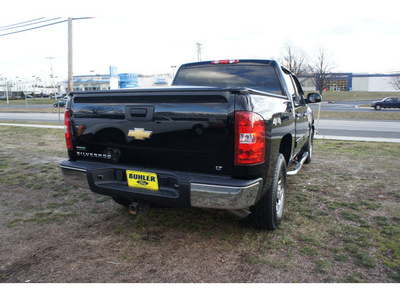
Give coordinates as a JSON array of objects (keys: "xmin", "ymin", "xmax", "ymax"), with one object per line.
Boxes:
[{"xmin": 60, "ymin": 59, "xmax": 321, "ymax": 230}]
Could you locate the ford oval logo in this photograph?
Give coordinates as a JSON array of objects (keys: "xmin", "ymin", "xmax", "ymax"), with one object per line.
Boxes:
[{"xmin": 137, "ymin": 180, "xmax": 148, "ymax": 186}]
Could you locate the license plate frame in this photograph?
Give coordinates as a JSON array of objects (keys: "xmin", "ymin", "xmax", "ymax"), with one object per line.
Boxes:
[{"xmin": 126, "ymin": 170, "xmax": 159, "ymax": 191}]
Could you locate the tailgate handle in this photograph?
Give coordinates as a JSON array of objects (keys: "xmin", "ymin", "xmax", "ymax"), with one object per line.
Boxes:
[
  {"xmin": 130, "ymin": 108, "xmax": 147, "ymax": 117},
  {"xmin": 125, "ymin": 106, "xmax": 154, "ymax": 121}
]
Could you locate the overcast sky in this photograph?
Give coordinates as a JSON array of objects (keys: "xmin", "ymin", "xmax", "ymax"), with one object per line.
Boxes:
[{"xmin": 1, "ymin": 0, "xmax": 399, "ymax": 83}]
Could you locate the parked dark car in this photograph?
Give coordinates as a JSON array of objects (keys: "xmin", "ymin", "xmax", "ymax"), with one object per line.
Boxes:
[
  {"xmin": 53, "ymin": 98, "xmax": 67, "ymax": 107},
  {"xmin": 50, "ymin": 94, "xmax": 66, "ymax": 99},
  {"xmin": 371, "ymin": 97, "xmax": 400, "ymax": 110}
]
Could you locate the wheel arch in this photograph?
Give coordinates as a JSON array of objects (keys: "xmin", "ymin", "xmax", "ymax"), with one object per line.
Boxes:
[{"xmin": 279, "ymin": 134, "xmax": 293, "ymax": 166}]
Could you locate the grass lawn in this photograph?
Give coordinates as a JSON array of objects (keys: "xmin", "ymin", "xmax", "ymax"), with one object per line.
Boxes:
[
  {"xmin": 315, "ymin": 111, "xmax": 400, "ymax": 120},
  {"xmin": 0, "ymin": 98, "xmax": 56, "ymax": 105},
  {"xmin": 313, "ymin": 91, "xmax": 400, "ymax": 102},
  {"xmin": 0, "ymin": 125, "xmax": 399, "ymax": 283}
]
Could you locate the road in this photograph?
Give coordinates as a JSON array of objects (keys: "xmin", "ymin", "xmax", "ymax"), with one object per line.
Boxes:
[
  {"xmin": 0, "ymin": 111, "xmax": 399, "ymax": 142},
  {"xmin": 309, "ymin": 100, "xmax": 400, "ymax": 112},
  {"xmin": 0, "ymin": 112, "xmax": 64, "ymax": 122},
  {"xmin": 314, "ymin": 119, "xmax": 400, "ymax": 142}
]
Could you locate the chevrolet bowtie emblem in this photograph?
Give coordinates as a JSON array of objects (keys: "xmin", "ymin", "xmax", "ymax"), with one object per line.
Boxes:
[{"xmin": 127, "ymin": 128, "xmax": 153, "ymax": 140}]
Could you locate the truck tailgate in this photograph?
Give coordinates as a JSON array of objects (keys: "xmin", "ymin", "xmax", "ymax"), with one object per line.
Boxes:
[{"xmin": 70, "ymin": 88, "xmax": 235, "ymax": 175}]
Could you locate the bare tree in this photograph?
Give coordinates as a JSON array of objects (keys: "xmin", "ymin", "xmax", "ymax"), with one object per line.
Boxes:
[
  {"xmin": 279, "ymin": 41, "xmax": 307, "ymax": 77},
  {"xmin": 389, "ymin": 74, "xmax": 400, "ymax": 90},
  {"xmin": 308, "ymin": 45, "xmax": 335, "ymax": 95}
]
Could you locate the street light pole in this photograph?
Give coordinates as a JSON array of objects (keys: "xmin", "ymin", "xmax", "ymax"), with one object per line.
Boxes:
[
  {"xmin": 6, "ymin": 80, "xmax": 9, "ymax": 104},
  {"xmin": 196, "ymin": 42, "xmax": 202, "ymax": 62},
  {"xmin": 171, "ymin": 65, "xmax": 176, "ymax": 78},
  {"xmin": 90, "ymin": 70, "xmax": 94, "ymax": 90}
]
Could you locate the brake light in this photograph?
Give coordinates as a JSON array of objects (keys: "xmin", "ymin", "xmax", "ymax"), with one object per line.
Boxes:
[
  {"xmin": 234, "ymin": 111, "xmax": 265, "ymax": 165},
  {"xmin": 212, "ymin": 59, "xmax": 239, "ymax": 64},
  {"xmin": 64, "ymin": 109, "xmax": 73, "ymax": 150}
]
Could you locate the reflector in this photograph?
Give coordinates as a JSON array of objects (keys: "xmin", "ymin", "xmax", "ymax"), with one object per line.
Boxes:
[{"xmin": 64, "ymin": 109, "xmax": 73, "ymax": 149}]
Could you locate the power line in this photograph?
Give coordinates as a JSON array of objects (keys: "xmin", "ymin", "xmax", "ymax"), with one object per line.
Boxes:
[
  {"xmin": 0, "ymin": 19, "xmax": 68, "ymax": 37},
  {"xmin": 0, "ymin": 17, "xmax": 62, "ymax": 32},
  {"xmin": 0, "ymin": 17, "xmax": 45, "ymax": 29}
]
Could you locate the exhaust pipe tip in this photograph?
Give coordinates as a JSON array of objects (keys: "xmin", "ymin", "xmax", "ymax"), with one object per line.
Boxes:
[
  {"xmin": 129, "ymin": 201, "xmax": 150, "ymax": 215},
  {"xmin": 129, "ymin": 206, "xmax": 137, "ymax": 215}
]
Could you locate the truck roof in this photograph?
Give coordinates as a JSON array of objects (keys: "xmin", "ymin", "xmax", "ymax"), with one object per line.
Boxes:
[{"xmin": 178, "ymin": 59, "xmax": 278, "ymax": 69}]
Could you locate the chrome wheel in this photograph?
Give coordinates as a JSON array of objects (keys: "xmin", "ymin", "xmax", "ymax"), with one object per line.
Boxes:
[
  {"xmin": 305, "ymin": 128, "xmax": 313, "ymax": 164},
  {"xmin": 276, "ymin": 177, "xmax": 285, "ymax": 219}
]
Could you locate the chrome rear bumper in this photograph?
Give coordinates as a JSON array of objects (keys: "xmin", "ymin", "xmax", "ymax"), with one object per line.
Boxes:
[
  {"xmin": 191, "ymin": 180, "xmax": 262, "ymax": 210},
  {"xmin": 60, "ymin": 160, "xmax": 263, "ymax": 210},
  {"xmin": 61, "ymin": 165, "xmax": 90, "ymax": 189}
]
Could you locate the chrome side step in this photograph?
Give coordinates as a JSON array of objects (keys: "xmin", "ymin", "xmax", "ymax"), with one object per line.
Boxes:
[{"xmin": 287, "ymin": 151, "xmax": 308, "ymax": 176}]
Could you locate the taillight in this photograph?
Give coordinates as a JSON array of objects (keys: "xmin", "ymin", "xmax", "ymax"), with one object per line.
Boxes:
[
  {"xmin": 64, "ymin": 109, "xmax": 73, "ymax": 150},
  {"xmin": 234, "ymin": 111, "xmax": 265, "ymax": 165},
  {"xmin": 212, "ymin": 59, "xmax": 239, "ymax": 64}
]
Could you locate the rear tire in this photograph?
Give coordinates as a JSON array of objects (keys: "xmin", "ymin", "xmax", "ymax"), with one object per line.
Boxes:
[{"xmin": 250, "ymin": 154, "xmax": 287, "ymax": 230}]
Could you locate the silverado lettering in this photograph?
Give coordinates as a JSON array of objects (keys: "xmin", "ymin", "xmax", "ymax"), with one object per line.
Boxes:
[
  {"xmin": 76, "ymin": 152, "xmax": 112, "ymax": 160},
  {"xmin": 60, "ymin": 59, "xmax": 321, "ymax": 230}
]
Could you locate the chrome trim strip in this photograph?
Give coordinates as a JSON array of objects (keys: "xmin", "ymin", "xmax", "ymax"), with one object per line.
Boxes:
[
  {"xmin": 61, "ymin": 165, "xmax": 87, "ymax": 173},
  {"xmin": 191, "ymin": 179, "xmax": 262, "ymax": 210},
  {"xmin": 60, "ymin": 165, "xmax": 90, "ymax": 189}
]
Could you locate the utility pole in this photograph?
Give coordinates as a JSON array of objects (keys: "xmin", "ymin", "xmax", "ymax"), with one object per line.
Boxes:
[
  {"xmin": 67, "ymin": 17, "xmax": 93, "ymax": 92},
  {"xmin": 196, "ymin": 42, "xmax": 202, "ymax": 62},
  {"xmin": 68, "ymin": 18, "xmax": 73, "ymax": 92}
]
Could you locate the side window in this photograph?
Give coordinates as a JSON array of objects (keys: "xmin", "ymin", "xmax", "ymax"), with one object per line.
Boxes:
[{"xmin": 282, "ymin": 73, "xmax": 302, "ymax": 106}]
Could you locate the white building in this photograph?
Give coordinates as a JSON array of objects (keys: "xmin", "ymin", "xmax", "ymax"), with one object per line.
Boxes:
[
  {"xmin": 59, "ymin": 66, "xmax": 173, "ymax": 93},
  {"xmin": 299, "ymin": 72, "xmax": 400, "ymax": 92}
]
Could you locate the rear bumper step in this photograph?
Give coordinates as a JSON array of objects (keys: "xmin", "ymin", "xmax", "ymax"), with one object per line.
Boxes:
[{"xmin": 60, "ymin": 160, "xmax": 263, "ymax": 210}]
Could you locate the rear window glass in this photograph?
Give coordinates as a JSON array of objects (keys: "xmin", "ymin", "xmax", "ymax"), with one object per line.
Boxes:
[{"xmin": 173, "ymin": 64, "xmax": 284, "ymax": 95}]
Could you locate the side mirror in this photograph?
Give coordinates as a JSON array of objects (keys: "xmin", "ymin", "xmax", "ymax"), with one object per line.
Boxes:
[{"xmin": 306, "ymin": 93, "xmax": 322, "ymax": 103}]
